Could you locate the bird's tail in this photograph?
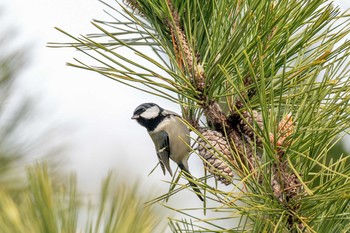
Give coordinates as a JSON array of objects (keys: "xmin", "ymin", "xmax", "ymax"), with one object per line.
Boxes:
[{"xmin": 178, "ymin": 163, "xmax": 204, "ymax": 201}]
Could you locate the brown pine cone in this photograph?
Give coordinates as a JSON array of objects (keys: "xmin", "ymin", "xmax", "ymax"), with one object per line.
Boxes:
[
  {"xmin": 197, "ymin": 129, "xmax": 234, "ymax": 185},
  {"xmin": 239, "ymin": 110, "xmax": 264, "ymax": 146},
  {"xmin": 271, "ymin": 159, "xmax": 303, "ymax": 203}
]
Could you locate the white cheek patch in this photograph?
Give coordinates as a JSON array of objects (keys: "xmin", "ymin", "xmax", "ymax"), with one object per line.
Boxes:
[{"xmin": 141, "ymin": 106, "xmax": 160, "ymax": 119}]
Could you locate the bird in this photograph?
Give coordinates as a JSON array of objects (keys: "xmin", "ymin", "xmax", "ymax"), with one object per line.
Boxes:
[{"xmin": 131, "ymin": 103, "xmax": 203, "ymax": 201}]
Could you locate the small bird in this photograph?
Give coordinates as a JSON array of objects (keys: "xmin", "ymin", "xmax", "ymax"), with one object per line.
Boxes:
[{"xmin": 131, "ymin": 103, "xmax": 203, "ymax": 201}]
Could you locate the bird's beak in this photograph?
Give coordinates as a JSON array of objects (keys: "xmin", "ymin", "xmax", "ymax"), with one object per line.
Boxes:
[{"xmin": 131, "ymin": 115, "xmax": 139, "ymax": 120}]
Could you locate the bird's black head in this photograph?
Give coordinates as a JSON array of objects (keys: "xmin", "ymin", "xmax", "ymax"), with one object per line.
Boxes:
[{"xmin": 131, "ymin": 103, "xmax": 165, "ymax": 131}]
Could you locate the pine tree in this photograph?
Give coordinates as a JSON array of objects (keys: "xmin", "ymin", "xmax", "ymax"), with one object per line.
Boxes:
[{"xmin": 53, "ymin": 0, "xmax": 350, "ymax": 231}]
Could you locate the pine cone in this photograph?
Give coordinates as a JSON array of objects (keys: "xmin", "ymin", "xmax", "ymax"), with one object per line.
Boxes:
[
  {"xmin": 228, "ymin": 129, "xmax": 259, "ymax": 172},
  {"xmin": 276, "ymin": 113, "xmax": 294, "ymax": 147},
  {"xmin": 124, "ymin": 0, "xmax": 142, "ymax": 14},
  {"xmin": 197, "ymin": 129, "xmax": 234, "ymax": 185},
  {"xmin": 239, "ymin": 110, "xmax": 264, "ymax": 146},
  {"xmin": 271, "ymin": 161, "xmax": 303, "ymax": 203}
]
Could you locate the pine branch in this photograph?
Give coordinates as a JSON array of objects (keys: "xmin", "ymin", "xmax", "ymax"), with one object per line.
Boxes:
[{"xmin": 51, "ymin": 0, "xmax": 350, "ymax": 231}]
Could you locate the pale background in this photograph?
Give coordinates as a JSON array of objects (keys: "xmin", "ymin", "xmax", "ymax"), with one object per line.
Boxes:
[
  {"xmin": 0, "ymin": 0, "xmax": 349, "ymax": 219},
  {"xmin": 0, "ymin": 0, "xmax": 205, "ymax": 208}
]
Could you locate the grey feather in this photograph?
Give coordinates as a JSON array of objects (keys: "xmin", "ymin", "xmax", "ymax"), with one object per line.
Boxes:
[{"xmin": 150, "ymin": 131, "xmax": 173, "ymax": 176}]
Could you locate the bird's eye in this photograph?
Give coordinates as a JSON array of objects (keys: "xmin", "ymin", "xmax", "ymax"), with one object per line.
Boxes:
[{"xmin": 135, "ymin": 107, "xmax": 146, "ymax": 116}]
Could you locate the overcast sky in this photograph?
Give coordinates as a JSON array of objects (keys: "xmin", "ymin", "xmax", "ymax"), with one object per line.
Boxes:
[
  {"xmin": 1, "ymin": 0, "xmax": 208, "ymax": 213},
  {"xmin": 1, "ymin": 0, "xmax": 350, "ymax": 214}
]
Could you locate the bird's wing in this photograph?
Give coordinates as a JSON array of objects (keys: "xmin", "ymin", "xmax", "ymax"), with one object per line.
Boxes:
[{"xmin": 151, "ymin": 131, "xmax": 173, "ymax": 176}]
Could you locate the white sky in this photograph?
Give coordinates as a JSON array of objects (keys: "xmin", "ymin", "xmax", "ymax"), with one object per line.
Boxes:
[
  {"xmin": 1, "ymin": 0, "xmax": 206, "ymax": 211},
  {"xmin": 1, "ymin": 0, "xmax": 350, "ymax": 222}
]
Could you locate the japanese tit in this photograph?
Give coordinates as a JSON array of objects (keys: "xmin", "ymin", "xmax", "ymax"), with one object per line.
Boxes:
[{"xmin": 131, "ymin": 103, "xmax": 203, "ymax": 201}]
